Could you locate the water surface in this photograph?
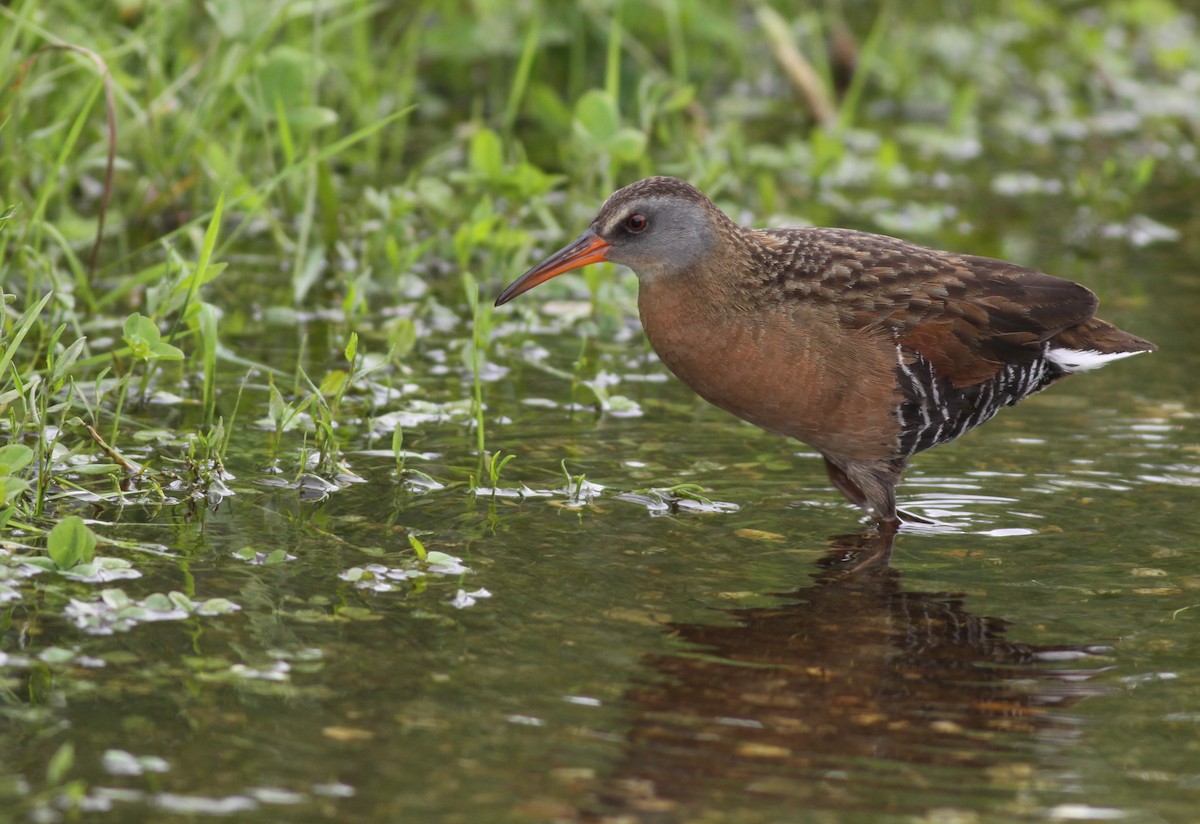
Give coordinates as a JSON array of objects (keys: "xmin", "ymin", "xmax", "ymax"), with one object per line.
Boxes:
[{"xmin": 3, "ymin": 213, "xmax": 1199, "ymax": 824}]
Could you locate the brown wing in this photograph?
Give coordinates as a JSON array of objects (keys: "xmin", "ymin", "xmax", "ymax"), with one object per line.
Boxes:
[
  {"xmin": 754, "ymin": 227, "xmax": 1099, "ymax": 388},
  {"xmin": 887, "ymin": 255, "xmax": 1099, "ymax": 388}
]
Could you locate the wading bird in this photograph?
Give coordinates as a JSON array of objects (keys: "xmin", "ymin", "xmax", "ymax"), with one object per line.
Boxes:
[{"xmin": 496, "ymin": 177, "xmax": 1155, "ymax": 529}]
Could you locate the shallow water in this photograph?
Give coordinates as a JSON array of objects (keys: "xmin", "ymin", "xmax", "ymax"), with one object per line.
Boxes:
[{"xmin": 3, "ymin": 225, "xmax": 1200, "ymax": 824}]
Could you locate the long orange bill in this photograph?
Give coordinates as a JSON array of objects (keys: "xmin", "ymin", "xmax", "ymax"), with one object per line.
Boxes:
[{"xmin": 494, "ymin": 229, "xmax": 611, "ymax": 306}]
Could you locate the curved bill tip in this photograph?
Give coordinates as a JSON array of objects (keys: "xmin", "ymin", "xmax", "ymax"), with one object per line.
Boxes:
[{"xmin": 495, "ymin": 229, "xmax": 610, "ymax": 307}]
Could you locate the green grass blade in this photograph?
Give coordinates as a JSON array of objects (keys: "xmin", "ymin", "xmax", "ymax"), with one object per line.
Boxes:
[
  {"xmin": 503, "ymin": 15, "xmax": 541, "ymax": 135},
  {"xmin": 0, "ymin": 291, "xmax": 53, "ymax": 384}
]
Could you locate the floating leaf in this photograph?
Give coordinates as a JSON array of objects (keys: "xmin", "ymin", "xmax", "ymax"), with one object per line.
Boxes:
[
  {"xmin": 47, "ymin": 516, "xmax": 98, "ymax": 569},
  {"xmin": 102, "ymin": 749, "xmax": 169, "ymax": 776},
  {"xmin": 167, "ymin": 592, "xmax": 196, "ymax": 611},
  {"xmin": 340, "ymin": 567, "xmax": 367, "ymax": 582},
  {"xmin": 143, "ymin": 593, "xmax": 177, "ymax": 612},
  {"xmin": 66, "ymin": 589, "xmax": 241, "ymax": 634},
  {"xmin": 38, "ymin": 647, "xmax": 77, "ymax": 665},
  {"xmin": 196, "ymin": 598, "xmax": 241, "ymax": 616},
  {"xmin": 450, "ymin": 588, "xmax": 492, "ymax": 609},
  {"xmin": 59, "ymin": 557, "xmax": 142, "ymax": 583},
  {"xmin": 425, "ymin": 551, "xmax": 470, "ymax": 575},
  {"xmin": 100, "ymin": 588, "xmax": 131, "ymax": 609}
]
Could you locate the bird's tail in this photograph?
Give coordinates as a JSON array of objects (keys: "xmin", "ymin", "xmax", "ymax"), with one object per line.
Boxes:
[{"xmin": 1046, "ymin": 317, "xmax": 1156, "ymax": 373}]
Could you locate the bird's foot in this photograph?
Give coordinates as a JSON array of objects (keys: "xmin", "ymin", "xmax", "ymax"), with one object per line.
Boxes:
[{"xmin": 897, "ymin": 507, "xmax": 936, "ymax": 526}]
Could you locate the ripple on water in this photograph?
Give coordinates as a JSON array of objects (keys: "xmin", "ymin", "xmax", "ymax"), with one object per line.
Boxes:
[{"xmin": 899, "ymin": 474, "xmax": 1040, "ymax": 534}]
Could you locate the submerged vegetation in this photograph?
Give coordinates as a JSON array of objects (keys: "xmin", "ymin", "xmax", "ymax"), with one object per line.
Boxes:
[{"xmin": 0, "ymin": 0, "xmax": 1198, "ymax": 819}]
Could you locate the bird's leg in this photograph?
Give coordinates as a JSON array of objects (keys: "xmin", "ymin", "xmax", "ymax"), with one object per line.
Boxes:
[
  {"xmin": 823, "ymin": 457, "xmax": 870, "ymax": 511},
  {"xmin": 833, "ymin": 458, "xmax": 907, "ymax": 527},
  {"xmin": 828, "ymin": 456, "xmax": 937, "ymax": 527}
]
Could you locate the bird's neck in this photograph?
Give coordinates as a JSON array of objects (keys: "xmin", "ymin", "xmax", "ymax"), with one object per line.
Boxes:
[
  {"xmin": 637, "ymin": 225, "xmax": 759, "ymax": 316},
  {"xmin": 635, "ymin": 227, "xmax": 763, "ymax": 367}
]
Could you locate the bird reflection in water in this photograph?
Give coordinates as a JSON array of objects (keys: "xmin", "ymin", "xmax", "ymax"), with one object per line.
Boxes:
[{"xmin": 585, "ymin": 531, "xmax": 1112, "ymax": 822}]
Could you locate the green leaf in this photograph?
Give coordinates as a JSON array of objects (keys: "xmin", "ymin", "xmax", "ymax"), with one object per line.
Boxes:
[
  {"xmin": 38, "ymin": 647, "xmax": 76, "ymax": 665},
  {"xmin": 469, "ymin": 127, "xmax": 503, "ymax": 179},
  {"xmin": 0, "ymin": 444, "xmax": 33, "ymax": 474},
  {"xmin": 65, "ymin": 463, "xmax": 123, "ymax": 476},
  {"xmin": 663, "ymin": 85, "xmax": 696, "ymax": 112},
  {"xmin": 100, "ymin": 588, "xmax": 131, "ymax": 608},
  {"xmin": 0, "ymin": 476, "xmax": 30, "ymax": 506},
  {"xmin": 124, "ymin": 313, "xmax": 160, "ymax": 345},
  {"xmin": 267, "ymin": 383, "xmax": 295, "ymax": 430},
  {"xmin": 386, "ymin": 317, "xmax": 417, "ymax": 361},
  {"xmin": 257, "ymin": 46, "xmax": 309, "ymax": 112},
  {"xmin": 318, "ymin": 370, "xmax": 347, "ymax": 397},
  {"xmin": 123, "ymin": 313, "xmax": 161, "ymax": 360},
  {"xmin": 608, "ymin": 127, "xmax": 647, "ymax": 162},
  {"xmin": 574, "ymin": 90, "xmax": 619, "ymax": 142},
  {"xmin": 0, "ymin": 292, "xmax": 52, "ymax": 382},
  {"xmin": 198, "ymin": 261, "xmax": 227, "ymax": 285},
  {"xmin": 144, "ymin": 592, "xmax": 176, "ymax": 612},
  {"xmin": 195, "ymin": 302, "xmax": 220, "ymax": 427},
  {"xmin": 459, "ymin": 338, "xmax": 479, "ymax": 374},
  {"xmin": 168, "ymin": 591, "xmax": 195, "ymax": 611},
  {"xmin": 285, "ymin": 106, "xmax": 338, "ymax": 132},
  {"xmin": 46, "ymin": 742, "xmax": 74, "ymax": 786},
  {"xmin": 407, "ymin": 533, "xmax": 427, "ymax": 561},
  {"xmin": 51, "ymin": 336, "xmax": 88, "ymax": 383},
  {"xmin": 19, "ymin": 556, "xmax": 57, "ymax": 572},
  {"xmin": 47, "ymin": 516, "xmax": 98, "ymax": 569},
  {"xmin": 150, "ymin": 341, "xmax": 185, "ymax": 360},
  {"xmin": 196, "ymin": 597, "xmax": 241, "ymax": 616},
  {"xmin": 488, "ymin": 451, "xmax": 516, "ymax": 486},
  {"xmin": 344, "ymin": 332, "xmax": 358, "ymax": 364}
]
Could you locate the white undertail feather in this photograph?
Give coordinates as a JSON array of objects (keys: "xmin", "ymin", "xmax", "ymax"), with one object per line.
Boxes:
[{"xmin": 1046, "ymin": 347, "xmax": 1149, "ymax": 373}]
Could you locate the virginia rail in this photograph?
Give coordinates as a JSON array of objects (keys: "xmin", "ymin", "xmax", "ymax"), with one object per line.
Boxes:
[{"xmin": 496, "ymin": 177, "xmax": 1155, "ymax": 528}]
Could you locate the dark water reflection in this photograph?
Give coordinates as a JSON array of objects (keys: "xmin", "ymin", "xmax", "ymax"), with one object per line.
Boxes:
[{"xmin": 590, "ymin": 532, "xmax": 1111, "ymax": 822}]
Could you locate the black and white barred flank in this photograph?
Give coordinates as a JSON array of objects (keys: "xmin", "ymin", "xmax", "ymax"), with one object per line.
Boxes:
[{"xmin": 894, "ymin": 346, "xmax": 1054, "ymax": 458}]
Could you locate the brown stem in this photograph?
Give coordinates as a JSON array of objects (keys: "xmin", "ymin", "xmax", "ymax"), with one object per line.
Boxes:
[{"xmin": 84, "ymin": 423, "xmax": 140, "ymax": 475}]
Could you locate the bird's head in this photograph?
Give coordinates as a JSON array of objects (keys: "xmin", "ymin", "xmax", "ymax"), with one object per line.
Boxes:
[{"xmin": 495, "ymin": 177, "xmax": 730, "ymax": 306}]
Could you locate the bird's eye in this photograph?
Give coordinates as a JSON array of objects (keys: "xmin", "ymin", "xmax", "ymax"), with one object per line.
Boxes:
[{"xmin": 624, "ymin": 213, "xmax": 648, "ymax": 233}]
